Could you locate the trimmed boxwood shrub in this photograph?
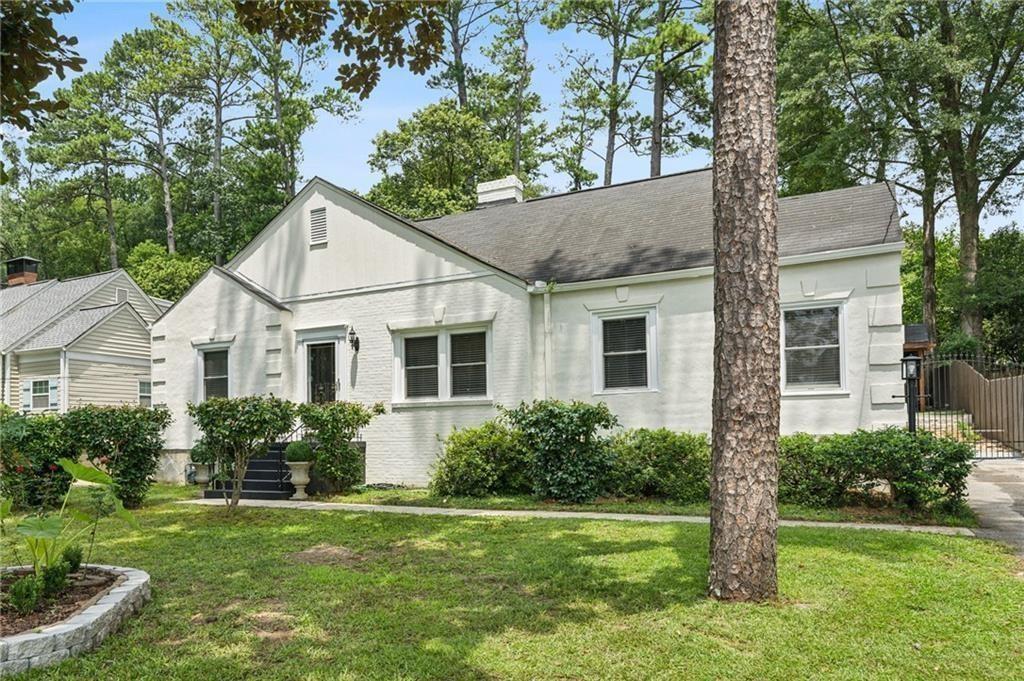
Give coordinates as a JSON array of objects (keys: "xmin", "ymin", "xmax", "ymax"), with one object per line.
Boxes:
[
  {"xmin": 0, "ymin": 407, "xmax": 74, "ymax": 510},
  {"xmin": 503, "ymin": 400, "xmax": 618, "ymax": 503},
  {"xmin": 285, "ymin": 440, "xmax": 314, "ymax": 463},
  {"xmin": 63, "ymin": 405, "xmax": 172, "ymax": 508},
  {"xmin": 431, "ymin": 421, "xmax": 532, "ymax": 497},
  {"xmin": 606, "ymin": 428, "xmax": 710, "ymax": 503},
  {"xmin": 778, "ymin": 432, "xmax": 862, "ymax": 507},
  {"xmin": 296, "ymin": 401, "xmax": 386, "ymax": 491},
  {"xmin": 779, "ymin": 428, "xmax": 973, "ymax": 510}
]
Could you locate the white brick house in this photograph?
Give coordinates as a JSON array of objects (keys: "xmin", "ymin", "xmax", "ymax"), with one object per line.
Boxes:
[{"xmin": 153, "ymin": 169, "xmax": 906, "ymax": 485}]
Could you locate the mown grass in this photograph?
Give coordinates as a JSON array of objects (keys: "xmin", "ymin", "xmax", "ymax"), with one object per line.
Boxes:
[
  {"xmin": 324, "ymin": 487, "xmax": 978, "ymax": 527},
  {"xmin": 4, "ymin": 484, "xmax": 1020, "ymax": 680}
]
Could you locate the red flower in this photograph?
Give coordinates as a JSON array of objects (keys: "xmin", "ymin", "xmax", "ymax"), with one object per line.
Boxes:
[
  {"xmin": 15, "ymin": 465, "xmax": 24, "ymax": 473},
  {"xmin": 48, "ymin": 463, "xmax": 58, "ymax": 472}
]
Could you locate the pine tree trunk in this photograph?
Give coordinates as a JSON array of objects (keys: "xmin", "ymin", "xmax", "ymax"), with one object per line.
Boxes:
[
  {"xmin": 921, "ymin": 183, "xmax": 937, "ymax": 342},
  {"xmin": 213, "ymin": 93, "xmax": 224, "ymax": 265},
  {"xmin": 101, "ymin": 159, "xmax": 119, "ymax": 269},
  {"xmin": 156, "ymin": 111, "xmax": 177, "ymax": 254},
  {"xmin": 650, "ymin": 0, "xmax": 666, "ymax": 177},
  {"xmin": 603, "ymin": 51, "xmax": 622, "ymax": 186},
  {"xmin": 708, "ymin": 0, "xmax": 780, "ymax": 603}
]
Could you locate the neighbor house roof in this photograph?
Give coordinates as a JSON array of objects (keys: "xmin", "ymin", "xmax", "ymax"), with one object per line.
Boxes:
[
  {"xmin": 14, "ymin": 304, "xmax": 129, "ymax": 352},
  {"xmin": 0, "ymin": 270, "xmax": 124, "ymax": 352},
  {"xmin": 416, "ymin": 168, "xmax": 902, "ymax": 284}
]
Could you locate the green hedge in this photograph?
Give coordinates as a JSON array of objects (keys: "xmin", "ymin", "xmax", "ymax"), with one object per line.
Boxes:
[
  {"xmin": 429, "ymin": 403, "xmax": 973, "ymax": 511},
  {"xmin": 0, "ymin": 406, "xmax": 74, "ymax": 509},
  {"xmin": 63, "ymin": 405, "xmax": 172, "ymax": 508},
  {"xmin": 606, "ymin": 428, "xmax": 710, "ymax": 503},
  {"xmin": 431, "ymin": 421, "xmax": 531, "ymax": 497},
  {"xmin": 296, "ymin": 401, "xmax": 385, "ymax": 489}
]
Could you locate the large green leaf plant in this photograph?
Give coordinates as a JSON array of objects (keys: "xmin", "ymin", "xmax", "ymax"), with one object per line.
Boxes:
[{"xmin": 0, "ymin": 458, "xmax": 138, "ymax": 575}]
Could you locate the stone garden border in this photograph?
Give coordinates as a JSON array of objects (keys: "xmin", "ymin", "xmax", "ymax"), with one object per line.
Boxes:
[{"xmin": 1, "ymin": 565, "xmax": 150, "ymax": 676}]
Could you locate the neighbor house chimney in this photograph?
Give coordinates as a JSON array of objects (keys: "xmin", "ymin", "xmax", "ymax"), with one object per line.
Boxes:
[
  {"xmin": 3, "ymin": 256, "xmax": 41, "ymax": 286},
  {"xmin": 476, "ymin": 175, "xmax": 524, "ymax": 208}
]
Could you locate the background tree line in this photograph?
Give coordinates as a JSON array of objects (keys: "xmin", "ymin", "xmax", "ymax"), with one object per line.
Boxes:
[{"xmin": 2, "ymin": 0, "xmax": 1021, "ymax": 361}]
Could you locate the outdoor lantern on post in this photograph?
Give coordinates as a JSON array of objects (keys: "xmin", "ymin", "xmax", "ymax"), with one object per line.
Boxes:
[
  {"xmin": 348, "ymin": 327, "xmax": 360, "ymax": 353},
  {"xmin": 901, "ymin": 355, "xmax": 922, "ymax": 432}
]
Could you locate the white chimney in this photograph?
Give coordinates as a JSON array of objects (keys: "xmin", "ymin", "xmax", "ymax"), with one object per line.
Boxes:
[{"xmin": 476, "ymin": 175, "xmax": 523, "ymax": 207}]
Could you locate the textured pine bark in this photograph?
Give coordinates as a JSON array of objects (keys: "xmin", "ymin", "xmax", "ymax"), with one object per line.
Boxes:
[{"xmin": 708, "ymin": 0, "xmax": 780, "ymax": 602}]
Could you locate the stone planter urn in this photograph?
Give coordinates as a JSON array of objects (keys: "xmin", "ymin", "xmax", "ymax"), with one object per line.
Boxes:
[
  {"xmin": 192, "ymin": 463, "xmax": 211, "ymax": 488},
  {"xmin": 286, "ymin": 461, "xmax": 311, "ymax": 500}
]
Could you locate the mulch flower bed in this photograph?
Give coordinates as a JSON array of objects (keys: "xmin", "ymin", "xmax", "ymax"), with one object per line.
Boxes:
[{"xmin": 1, "ymin": 568, "xmax": 119, "ymax": 636}]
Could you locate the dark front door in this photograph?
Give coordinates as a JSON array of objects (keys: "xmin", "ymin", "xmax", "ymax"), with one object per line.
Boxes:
[{"xmin": 308, "ymin": 342, "xmax": 336, "ymax": 403}]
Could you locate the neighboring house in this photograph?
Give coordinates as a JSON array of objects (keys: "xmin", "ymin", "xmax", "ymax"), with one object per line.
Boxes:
[
  {"xmin": 153, "ymin": 169, "xmax": 906, "ymax": 485},
  {"xmin": 0, "ymin": 257, "xmax": 166, "ymax": 416}
]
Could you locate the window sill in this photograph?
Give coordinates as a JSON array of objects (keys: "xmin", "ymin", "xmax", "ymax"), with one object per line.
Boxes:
[
  {"xmin": 593, "ymin": 387, "xmax": 660, "ymax": 396},
  {"xmin": 781, "ymin": 389, "xmax": 850, "ymax": 398},
  {"xmin": 391, "ymin": 398, "xmax": 494, "ymax": 410}
]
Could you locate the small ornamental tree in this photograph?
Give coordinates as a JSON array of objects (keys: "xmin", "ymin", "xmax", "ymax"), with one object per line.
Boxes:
[
  {"xmin": 63, "ymin": 405, "xmax": 172, "ymax": 508},
  {"xmin": 296, "ymin": 401, "xmax": 385, "ymax": 490},
  {"xmin": 187, "ymin": 396, "xmax": 295, "ymax": 510}
]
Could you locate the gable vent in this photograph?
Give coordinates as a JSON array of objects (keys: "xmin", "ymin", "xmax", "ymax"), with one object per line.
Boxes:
[{"xmin": 309, "ymin": 207, "xmax": 328, "ymax": 245}]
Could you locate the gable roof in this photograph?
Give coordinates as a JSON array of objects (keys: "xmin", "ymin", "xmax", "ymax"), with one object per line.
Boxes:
[
  {"xmin": 225, "ymin": 176, "xmax": 526, "ymax": 285},
  {"xmin": 15, "ymin": 303, "xmax": 147, "ymax": 352},
  {"xmin": 152, "ymin": 265, "xmax": 289, "ymax": 324},
  {"xmin": 416, "ymin": 169, "xmax": 902, "ymax": 284},
  {"xmin": 0, "ymin": 270, "xmax": 123, "ymax": 352}
]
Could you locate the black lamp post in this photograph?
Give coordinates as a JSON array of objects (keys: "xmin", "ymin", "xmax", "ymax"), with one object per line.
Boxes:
[{"xmin": 901, "ymin": 355, "xmax": 921, "ymax": 432}]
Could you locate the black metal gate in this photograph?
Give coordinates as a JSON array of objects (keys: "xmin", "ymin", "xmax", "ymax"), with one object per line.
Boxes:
[{"xmin": 919, "ymin": 353, "xmax": 1024, "ymax": 459}]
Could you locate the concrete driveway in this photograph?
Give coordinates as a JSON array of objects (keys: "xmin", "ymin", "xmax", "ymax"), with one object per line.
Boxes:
[{"xmin": 967, "ymin": 458, "xmax": 1024, "ymax": 556}]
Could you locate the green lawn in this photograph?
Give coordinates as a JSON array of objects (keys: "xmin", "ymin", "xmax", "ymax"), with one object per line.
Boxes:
[
  {"xmin": 6, "ymin": 484, "xmax": 1021, "ymax": 680},
  {"xmin": 325, "ymin": 487, "xmax": 978, "ymax": 527}
]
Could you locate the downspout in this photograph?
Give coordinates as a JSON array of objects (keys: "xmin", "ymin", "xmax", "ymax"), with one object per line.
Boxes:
[
  {"xmin": 537, "ymin": 281, "xmax": 553, "ymax": 399},
  {"xmin": 2, "ymin": 353, "xmax": 9, "ymax": 407},
  {"xmin": 59, "ymin": 349, "xmax": 69, "ymax": 413}
]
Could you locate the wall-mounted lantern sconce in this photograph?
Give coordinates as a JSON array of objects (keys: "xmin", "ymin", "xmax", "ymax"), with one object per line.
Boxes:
[{"xmin": 348, "ymin": 327, "xmax": 360, "ymax": 353}]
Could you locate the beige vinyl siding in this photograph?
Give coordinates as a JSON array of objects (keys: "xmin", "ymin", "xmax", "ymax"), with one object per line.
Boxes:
[
  {"xmin": 68, "ymin": 359, "xmax": 149, "ymax": 407},
  {"xmin": 3, "ymin": 355, "xmax": 19, "ymax": 408},
  {"xmin": 11, "ymin": 353, "xmax": 61, "ymax": 411},
  {"xmin": 80, "ymin": 273, "xmax": 160, "ymax": 322},
  {"xmin": 71, "ymin": 306, "xmax": 151, "ymax": 359}
]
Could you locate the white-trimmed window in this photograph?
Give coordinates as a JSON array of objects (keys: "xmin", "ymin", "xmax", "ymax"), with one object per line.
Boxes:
[
  {"xmin": 202, "ymin": 349, "xmax": 229, "ymax": 399},
  {"xmin": 22, "ymin": 377, "xmax": 58, "ymax": 413},
  {"xmin": 138, "ymin": 379, "xmax": 152, "ymax": 407},
  {"xmin": 592, "ymin": 307, "xmax": 658, "ymax": 393},
  {"xmin": 782, "ymin": 304, "xmax": 844, "ymax": 391},
  {"xmin": 394, "ymin": 328, "xmax": 490, "ymax": 402}
]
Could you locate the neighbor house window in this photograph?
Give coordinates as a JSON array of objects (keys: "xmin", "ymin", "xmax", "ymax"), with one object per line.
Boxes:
[
  {"xmin": 31, "ymin": 380, "xmax": 50, "ymax": 410},
  {"xmin": 592, "ymin": 308, "xmax": 658, "ymax": 392},
  {"xmin": 202, "ymin": 350, "xmax": 229, "ymax": 399},
  {"xmin": 783, "ymin": 305, "xmax": 843, "ymax": 390},
  {"xmin": 396, "ymin": 328, "xmax": 489, "ymax": 401},
  {"xmin": 138, "ymin": 379, "xmax": 152, "ymax": 407}
]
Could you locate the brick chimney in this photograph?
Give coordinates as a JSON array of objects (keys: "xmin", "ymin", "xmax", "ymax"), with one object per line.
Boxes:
[
  {"xmin": 475, "ymin": 175, "xmax": 524, "ymax": 208},
  {"xmin": 3, "ymin": 256, "xmax": 41, "ymax": 286}
]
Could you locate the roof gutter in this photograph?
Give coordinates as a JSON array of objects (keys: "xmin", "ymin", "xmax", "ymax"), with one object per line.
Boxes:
[{"xmin": 526, "ymin": 241, "xmax": 904, "ymax": 294}]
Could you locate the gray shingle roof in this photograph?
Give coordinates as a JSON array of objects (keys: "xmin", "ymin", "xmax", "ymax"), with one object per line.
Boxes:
[
  {"xmin": 0, "ymin": 279, "xmax": 56, "ymax": 314},
  {"xmin": 0, "ymin": 271, "xmax": 122, "ymax": 351},
  {"xmin": 416, "ymin": 169, "xmax": 901, "ymax": 284},
  {"xmin": 15, "ymin": 304, "xmax": 124, "ymax": 351}
]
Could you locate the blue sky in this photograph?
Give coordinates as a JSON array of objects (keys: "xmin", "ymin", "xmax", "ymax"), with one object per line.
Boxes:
[{"xmin": 38, "ymin": 1, "xmax": 1020, "ymax": 233}]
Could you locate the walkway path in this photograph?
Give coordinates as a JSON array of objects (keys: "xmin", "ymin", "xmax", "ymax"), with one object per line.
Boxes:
[
  {"xmin": 967, "ymin": 458, "xmax": 1024, "ymax": 556},
  {"xmin": 181, "ymin": 497, "xmax": 974, "ymax": 537}
]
